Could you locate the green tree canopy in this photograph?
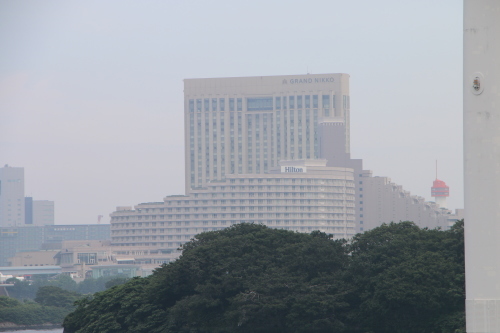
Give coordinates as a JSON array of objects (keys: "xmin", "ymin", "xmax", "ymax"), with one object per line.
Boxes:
[
  {"xmin": 35, "ymin": 285, "xmax": 81, "ymax": 308},
  {"xmin": 0, "ymin": 295, "xmax": 70, "ymax": 325},
  {"xmin": 0, "ymin": 295, "xmax": 21, "ymax": 308},
  {"xmin": 105, "ymin": 277, "xmax": 130, "ymax": 289},
  {"xmin": 345, "ymin": 220, "xmax": 465, "ymax": 333},
  {"xmin": 63, "ymin": 221, "xmax": 465, "ymax": 333},
  {"xmin": 64, "ymin": 224, "xmax": 350, "ymax": 333}
]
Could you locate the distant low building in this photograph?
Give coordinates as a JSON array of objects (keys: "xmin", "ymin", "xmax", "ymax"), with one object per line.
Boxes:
[
  {"xmin": 0, "ymin": 224, "xmax": 111, "ymax": 266},
  {"xmin": 53, "ymin": 240, "xmax": 114, "ymax": 280},
  {"xmin": 90, "ymin": 264, "xmax": 148, "ymax": 279},
  {"xmin": 8, "ymin": 250, "xmax": 58, "ymax": 267},
  {"xmin": 51, "ymin": 240, "xmax": 165, "ymax": 280}
]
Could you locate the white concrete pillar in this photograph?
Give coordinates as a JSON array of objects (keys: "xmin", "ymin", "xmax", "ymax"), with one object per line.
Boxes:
[{"xmin": 464, "ymin": 1, "xmax": 500, "ymax": 332}]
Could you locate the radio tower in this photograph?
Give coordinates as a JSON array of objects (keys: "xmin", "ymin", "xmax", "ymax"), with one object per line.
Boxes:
[{"xmin": 431, "ymin": 161, "xmax": 449, "ymax": 208}]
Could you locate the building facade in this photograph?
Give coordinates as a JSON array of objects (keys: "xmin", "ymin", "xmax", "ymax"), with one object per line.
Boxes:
[
  {"xmin": 32, "ymin": 200, "xmax": 55, "ymax": 226},
  {"xmin": 184, "ymin": 74, "xmax": 350, "ymax": 192},
  {"xmin": 360, "ymin": 174, "xmax": 452, "ymax": 231},
  {"xmin": 0, "ymin": 165, "xmax": 25, "ymax": 227},
  {"xmin": 8, "ymin": 250, "xmax": 59, "ymax": 267},
  {"xmin": 0, "ymin": 224, "xmax": 111, "ymax": 266},
  {"xmin": 110, "ymin": 161, "xmax": 356, "ymax": 253},
  {"xmin": 0, "ymin": 165, "xmax": 55, "ymax": 227},
  {"xmin": 103, "ymin": 73, "xmax": 463, "ymax": 272},
  {"xmin": 315, "ymin": 120, "xmax": 460, "ymax": 233},
  {"xmin": 25, "ymin": 198, "xmax": 55, "ymax": 226}
]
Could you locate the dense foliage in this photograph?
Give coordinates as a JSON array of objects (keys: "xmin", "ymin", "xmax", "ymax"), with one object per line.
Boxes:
[
  {"xmin": 0, "ymin": 297, "xmax": 68, "ymax": 325},
  {"xmin": 0, "ymin": 286, "xmax": 78, "ymax": 326},
  {"xmin": 0, "ymin": 277, "xmax": 130, "ymax": 327},
  {"xmin": 6, "ymin": 274, "xmax": 129, "ymax": 300},
  {"xmin": 346, "ymin": 221, "xmax": 465, "ymax": 333},
  {"xmin": 63, "ymin": 221, "xmax": 465, "ymax": 333},
  {"xmin": 35, "ymin": 286, "xmax": 81, "ymax": 308}
]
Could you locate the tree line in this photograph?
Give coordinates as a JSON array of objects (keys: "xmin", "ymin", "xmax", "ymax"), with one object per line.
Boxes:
[
  {"xmin": 63, "ymin": 221, "xmax": 465, "ymax": 333},
  {"xmin": 0, "ymin": 275, "xmax": 129, "ymax": 327},
  {"xmin": 6, "ymin": 274, "xmax": 129, "ymax": 300},
  {"xmin": 0, "ymin": 286, "xmax": 79, "ymax": 326}
]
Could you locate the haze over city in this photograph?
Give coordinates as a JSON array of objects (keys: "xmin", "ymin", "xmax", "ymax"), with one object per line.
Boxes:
[{"xmin": 0, "ymin": 1, "xmax": 463, "ymax": 225}]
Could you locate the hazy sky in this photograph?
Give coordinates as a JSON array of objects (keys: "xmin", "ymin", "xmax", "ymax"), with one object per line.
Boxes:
[{"xmin": 0, "ymin": 1, "xmax": 463, "ymax": 225}]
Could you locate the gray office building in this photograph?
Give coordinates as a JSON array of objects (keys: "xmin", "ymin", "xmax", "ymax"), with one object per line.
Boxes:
[
  {"xmin": 0, "ymin": 224, "xmax": 111, "ymax": 266},
  {"xmin": 0, "ymin": 165, "xmax": 55, "ymax": 227},
  {"xmin": 0, "ymin": 165, "xmax": 25, "ymax": 227}
]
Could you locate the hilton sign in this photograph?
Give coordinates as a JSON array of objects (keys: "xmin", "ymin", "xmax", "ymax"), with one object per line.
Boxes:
[{"xmin": 281, "ymin": 166, "xmax": 307, "ymax": 173}]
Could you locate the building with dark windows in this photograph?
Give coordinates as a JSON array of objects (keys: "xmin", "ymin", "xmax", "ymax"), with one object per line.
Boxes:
[
  {"xmin": 106, "ymin": 73, "xmax": 461, "ymax": 272},
  {"xmin": 0, "ymin": 224, "xmax": 111, "ymax": 266},
  {"xmin": 110, "ymin": 160, "xmax": 356, "ymax": 255},
  {"xmin": 0, "ymin": 165, "xmax": 25, "ymax": 227},
  {"xmin": 0, "ymin": 165, "xmax": 54, "ymax": 227},
  {"xmin": 183, "ymin": 74, "xmax": 350, "ymax": 193}
]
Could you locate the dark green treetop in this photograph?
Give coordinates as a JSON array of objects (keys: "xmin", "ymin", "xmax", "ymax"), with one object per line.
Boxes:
[
  {"xmin": 63, "ymin": 221, "xmax": 465, "ymax": 333},
  {"xmin": 64, "ymin": 223, "xmax": 350, "ymax": 333}
]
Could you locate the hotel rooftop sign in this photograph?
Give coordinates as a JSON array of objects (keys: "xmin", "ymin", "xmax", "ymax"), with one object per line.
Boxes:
[
  {"xmin": 283, "ymin": 77, "xmax": 335, "ymax": 84},
  {"xmin": 281, "ymin": 166, "xmax": 307, "ymax": 173}
]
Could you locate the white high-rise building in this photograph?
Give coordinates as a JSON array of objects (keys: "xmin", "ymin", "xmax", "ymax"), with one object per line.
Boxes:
[
  {"xmin": 184, "ymin": 74, "xmax": 350, "ymax": 192},
  {"xmin": 107, "ymin": 72, "xmax": 460, "ymax": 270},
  {"xmin": 0, "ymin": 165, "xmax": 25, "ymax": 227}
]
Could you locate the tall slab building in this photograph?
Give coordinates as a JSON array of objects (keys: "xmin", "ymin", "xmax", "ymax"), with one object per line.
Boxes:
[
  {"xmin": 184, "ymin": 74, "xmax": 350, "ymax": 192},
  {"xmin": 0, "ymin": 165, "xmax": 25, "ymax": 227},
  {"xmin": 107, "ymin": 72, "xmax": 461, "ymax": 270}
]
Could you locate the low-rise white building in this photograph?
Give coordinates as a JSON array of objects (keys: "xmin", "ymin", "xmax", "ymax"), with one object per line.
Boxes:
[{"xmin": 110, "ymin": 161, "xmax": 356, "ymax": 253}]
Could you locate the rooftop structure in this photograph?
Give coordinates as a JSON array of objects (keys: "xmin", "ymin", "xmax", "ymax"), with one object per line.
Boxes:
[{"xmin": 431, "ymin": 179, "xmax": 450, "ymax": 209}]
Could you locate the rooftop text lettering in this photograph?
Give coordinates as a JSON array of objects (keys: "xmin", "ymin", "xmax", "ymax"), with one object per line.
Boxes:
[{"xmin": 287, "ymin": 77, "xmax": 335, "ymax": 84}]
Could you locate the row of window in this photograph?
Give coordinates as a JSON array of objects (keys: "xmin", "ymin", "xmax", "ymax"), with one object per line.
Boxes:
[
  {"xmin": 111, "ymin": 225, "xmax": 356, "ymax": 246},
  {"xmin": 112, "ymin": 201, "xmax": 355, "ymax": 221},
  {"xmin": 189, "ymin": 98, "xmax": 243, "ymax": 112},
  {"xmin": 111, "ymin": 216, "xmax": 355, "ymax": 231},
  {"xmin": 189, "ymin": 95, "xmax": 341, "ymax": 112}
]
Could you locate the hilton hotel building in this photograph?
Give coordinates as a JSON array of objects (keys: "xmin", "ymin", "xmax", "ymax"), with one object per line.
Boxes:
[
  {"xmin": 184, "ymin": 74, "xmax": 350, "ymax": 192},
  {"xmin": 109, "ymin": 74, "xmax": 357, "ymax": 255},
  {"xmin": 108, "ymin": 73, "xmax": 457, "ymax": 265},
  {"xmin": 111, "ymin": 160, "xmax": 356, "ymax": 253}
]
